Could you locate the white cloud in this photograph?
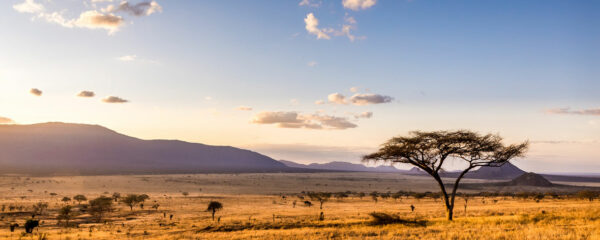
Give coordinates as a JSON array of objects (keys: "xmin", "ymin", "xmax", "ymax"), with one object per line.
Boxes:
[
  {"xmin": 307, "ymin": 61, "xmax": 318, "ymax": 67},
  {"xmin": 102, "ymin": 96, "xmax": 128, "ymax": 103},
  {"xmin": 299, "ymin": 0, "xmax": 321, "ymax": 7},
  {"xmin": 350, "ymin": 93, "xmax": 393, "ymax": 105},
  {"xmin": 350, "ymin": 87, "xmax": 359, "ymax": 93},
  {"xmin": 354, "ymin": 111, "xmax": 373, "ymax": 119},
  {"xmin": 546, "ymin": 107, "xmax": 600, "ymax": 116},
  {"xmin": 30, "ymin": 88, "xmax": 42, "ymax": 96},
  {"xmin": 342, "ymin": 0, "xmax": 377, "ymax": 11},
  {"xmin": 76, "ymin": 90, "xmax": 95, "ymax": 97},
  {"xmin": 251, "ymin": 111, "xmax": 358, "ymax": 130},
  {"xmin": 328, "ymin": 93, "xmax": 347, "ymax": 104},
  {"xmin": 37, "ymin": 10, "xmax": 124, "ymax": 34},
  {"xmin": 105, "ymin": 1, "xmax": 162, "ymax": 16},
  {"xmin": 290, "ymin": 99, "xmax": 299, "ymax": 105},
  {"xmin": 117, "ymin": 55, "xmax": 137, "ymax": 61},
  {"xmin": 345, "ymin": 15, "xmax": 357, "ymax": 24},
  {"xmin": 13, "ymin": 0, "xmax": 44, "ymax": 13},
  {"xmin": 315, "ymin": 100, "xmax": 325, "ymax": 105},
  {"xmin": 237, "ymin": 106, "xmax": 253, "ymax": 111},
  {"xmin": 304, "ymin": 13, "xmax": 330, "ymax": 40}
]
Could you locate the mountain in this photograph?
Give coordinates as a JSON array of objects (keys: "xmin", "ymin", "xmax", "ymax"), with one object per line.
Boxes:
[
  {"xmin": 508, "ymin": 172, "xmax": 553, "ymax": 187},
  {"xmin": 279, "ymin": 160, "xmax": 406, "ymax": 173},
  {"xmin": 0, "ymin": 122, "xmax": 293, "ymax": 175},
  {"xmin": 406, "ymin": 162, "xmax": 526, "ymax": 180},
  {"xmin": 464, "ymin": 162, "xmax": 526, "ymax": 179}
]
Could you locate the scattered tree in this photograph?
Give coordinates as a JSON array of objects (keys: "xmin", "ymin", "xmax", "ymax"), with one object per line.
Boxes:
[
  {"xmin": 57, "ymin": 205, "xmax": 76, "ymax": 226},
  {"xmin": 364, "ymin": 130, "xmax": 528, "ymax": 220},
  {"xmin": 207, "ymin": 201, "xmax": 223, "ymax": 221},
  {"xmin": 24, "ymin": 219, "xmax": 39, "ymax": 233},
  {"xmin": 182, "ymin": 192, "xmax": 189, "ymax": 198},
  {"xmin": 73, "ymin": 194, "xmax": 87, "ymax": 204},
  {"xmin": 577, "ymin": 190, "xmax": 599, "ymax": 202},
  {"xmin": 61, "ymin": 197, "xmax": 71, "ymax": 203},
  {"xmin": 89, "ymin": 196, "xmax": 113, "ymax": 222},
  {"xmin": 307, "ymin": 192, "xmax": 331, "ymax": 209}
]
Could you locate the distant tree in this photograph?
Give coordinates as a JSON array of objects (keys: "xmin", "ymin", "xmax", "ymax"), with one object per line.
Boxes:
[
  {"xmin": 577, "ymin": 190, "xmax": 599, "ymax": 202},
  {"xmin": 61, "ymin": 197, "xmax": 71, "ymax": 203},
  {"xmin": 112, "ymin": 192, "xmax": 121, "ymax": 202},
  {"xmin": 137, "ymin": 194, "xmax": 150, "ymax": 203},
  {"xmin": 357, "ymin": 192, "xmax": 366, "ymax": 199},
  {"xmin": 392, "ymin": 192, "xmax": 402, "ymax": 201},
  {"xmin": 182, "ymin": 192, "xmax": 189, "ymax": 198},
  {"xmin": 73, "ymin": 195, "xmax": 87, "ymax": 204},
  {"xmin": 49, "ymin": 192, "xmax": 58, "ymax": 197},
  {"xmin": 57, "ymin": 205, "xmax": 76, "ymax": 226},
  {"xmin": 364, "ymin": 130, "xmax": 528, "ymax": 220},
  {"xmin": 462, "ymin": 195, "xmax": 471, "ymax": 215},
  {"xmin": 304, "ymin": 201, "xmax": 313, "ymax": 207},
  {"xmin": 334, "ymin": 192, "xmax": 348, "ymax": 200},
  {"xmin": 369, "ymin": 192, "xmax": 378, "ymax": 203},
  {"xmin": 32, "ymin": 202, "xmax": 48, "ymax": 215},
  {"xmin": 89, "ymin": 196, "xmax": 113, "ymax": 222},
  {"xmin": 307, "ymin": 192, "xmax": 331, "ymax": 209},
  {"xmin": 207, "ymin": 201, "xmax": 223, "ymax": 221},
  {"xmin": 151, "ymin": 203, "xmax": 160, "ymax": 211},
  {"xmin": 121, "ymin": 194, "xmax": 140, "ymax": 211}
]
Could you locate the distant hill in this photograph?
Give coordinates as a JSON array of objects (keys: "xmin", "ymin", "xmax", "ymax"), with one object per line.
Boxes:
[
  {"xmin": 0, "ymin": 122, "xmax": 297, "ymax": 175},
  {"xmin": 508, "ymin": 172, "xmax": 553, "ymax": 187},
  {"xmin": 279, "ymin": 160, "xmax": 406, "ymax": 173},
  {"xmin": 464, "ymin": 162, "xmax": 526, "ymax": 179}
]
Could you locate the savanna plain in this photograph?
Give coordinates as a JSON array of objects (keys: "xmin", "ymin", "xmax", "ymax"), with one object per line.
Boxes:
[{"xmin": 1, "ymin": 172, "xmax": 599, "ymax": 240}]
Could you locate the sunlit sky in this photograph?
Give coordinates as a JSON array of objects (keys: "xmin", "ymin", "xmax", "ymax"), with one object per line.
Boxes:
[{"xmin": 1, "ymin": 0, "xmax": 599, "ymax": 173}]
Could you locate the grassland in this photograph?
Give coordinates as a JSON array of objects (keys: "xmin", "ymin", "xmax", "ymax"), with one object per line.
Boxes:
[{"xmin": 1, "ymin": 173, "xmax": 599, "ymax": 239}]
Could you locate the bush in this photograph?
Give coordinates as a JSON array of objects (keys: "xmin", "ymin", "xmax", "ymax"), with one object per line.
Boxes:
[{"xmin": 368, "ymin": 212, "xmax": 426, "ymax": 226}]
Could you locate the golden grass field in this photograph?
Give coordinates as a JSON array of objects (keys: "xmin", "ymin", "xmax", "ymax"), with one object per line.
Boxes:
[{"xmin": 1, "ymin": 173, "xmax": 599, "ymax": 240}]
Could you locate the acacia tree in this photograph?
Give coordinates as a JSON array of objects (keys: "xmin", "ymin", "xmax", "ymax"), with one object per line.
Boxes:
[
  {"xmin": 364, "ymin": 130, "xmax": 528, "ymax": 220},
  {"xmin": 207, "ymin": 201, "xmax": 223, "ymax": 221}
]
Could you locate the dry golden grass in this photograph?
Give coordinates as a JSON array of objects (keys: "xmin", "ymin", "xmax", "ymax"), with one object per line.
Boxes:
[{"xmin": 0, "ymin": 173, "xmax": 599, "ymax": 239}]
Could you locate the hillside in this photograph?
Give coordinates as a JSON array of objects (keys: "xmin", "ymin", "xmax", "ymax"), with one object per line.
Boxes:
[
  {"xmin": 0, "ymin": 122, "xmax": 293, "ymax": 175},
  {"xmin": 279, "ymin": 160, "xmax": 406, "ymax": 173}
]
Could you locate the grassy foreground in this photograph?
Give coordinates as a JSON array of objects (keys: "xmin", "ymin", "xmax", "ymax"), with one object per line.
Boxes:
[{"xmin": 1, "ymin": 192, "xmax": 599, "ymax": 240}]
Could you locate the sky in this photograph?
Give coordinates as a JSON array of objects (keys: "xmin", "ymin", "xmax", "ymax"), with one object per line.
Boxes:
[{"xmin": 1, "ymin": 0, "xmax": 599, "ymax": 173}]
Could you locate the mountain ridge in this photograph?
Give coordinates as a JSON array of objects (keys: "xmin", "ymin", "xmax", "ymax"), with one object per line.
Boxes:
[{"xmin": 0, "ymin": 122, "xmax": 295, "ymax": 175}]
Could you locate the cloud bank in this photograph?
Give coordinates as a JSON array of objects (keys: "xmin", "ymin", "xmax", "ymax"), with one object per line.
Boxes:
[
  {"xmin": 546, "ymin": 107, "xmax": 600, "ymax": 116},
  {"xmin": 326, "ymin": 92, "xmax": 393, "ymax": 105},
  {"xmin": 342, "ymin": 0, "xmax": 377, "ymax": 10},
  {"xmin": 251, "ymin": 111, "xmax": 357, "ymax": 130},
  {"xmin": 102, "ymin": 96, "xmax": 128, "ymax": 103}
]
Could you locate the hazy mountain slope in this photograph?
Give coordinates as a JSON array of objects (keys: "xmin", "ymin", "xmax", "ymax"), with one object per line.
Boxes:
[
  {"xmin": 0, "ymin": 122, "xmax": 291, "ymax": 175},
  {"xmin": 279, "ymin": 160, "xmax": 406, "ymax": 173}
]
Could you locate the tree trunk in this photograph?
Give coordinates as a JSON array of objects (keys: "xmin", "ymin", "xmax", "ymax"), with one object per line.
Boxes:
[{"xmin": 212, "ymin": 210, "xmax": 215, "ymax": 221}]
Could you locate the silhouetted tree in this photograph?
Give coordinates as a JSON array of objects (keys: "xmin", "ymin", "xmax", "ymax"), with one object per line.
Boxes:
[
  {"xmin": 112, "ymin": 192, "xmax": 121, "ymax": 202},
  {"xmin": 182, "ymin": 192, "xmax": 189, "ymax": 198},
  {"xmin": 89, "ymin": 196, "xmax": 113, "ymax": 222},
  {"xmin": 73, "ymin": 194, "xmax": 87, "ymax": 204},
  {"xmin": 32, "ymin": 202, "xmax": 48, "ymax": 215},
  {"xmin": 207, "ymin": 201, "xmax": 223, "ymax": 221},
  {"xmin": 57, "ymin": 205, "xmax": 76, "ymax": 226},
  {"xmin": 304, "ymin": 201, "xmax": 313, "ymax": 207},
  {"xmin": 364, "ymin": 130, "xmax": 528, "ymax": 220},
  {"xmin": 307, "ymin": 192, "xmax": 331, "ymax": 209},
  {"xmin": 121, "ymin": 194, "xmax": 140, "ymax": 211},
  {"xmin": 61, "ymin": 197, "xmax": 71, "ymax": 203}
]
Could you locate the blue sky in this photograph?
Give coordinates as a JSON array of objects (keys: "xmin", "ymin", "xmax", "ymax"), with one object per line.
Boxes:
[{"xmin": 1, "ymin": 0, "xmax": 599, "ymax": 172}]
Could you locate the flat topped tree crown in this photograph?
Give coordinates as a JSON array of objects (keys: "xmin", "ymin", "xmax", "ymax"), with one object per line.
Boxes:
[{"xmin": 363, "ymin": 130, "xmax": 528, "ymax": 220}]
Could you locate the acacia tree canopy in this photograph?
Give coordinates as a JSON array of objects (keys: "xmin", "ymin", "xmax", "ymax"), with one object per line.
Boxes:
[{"xmin": 363, "ymin": 130, "xmax": 528, "ymax": 220}]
